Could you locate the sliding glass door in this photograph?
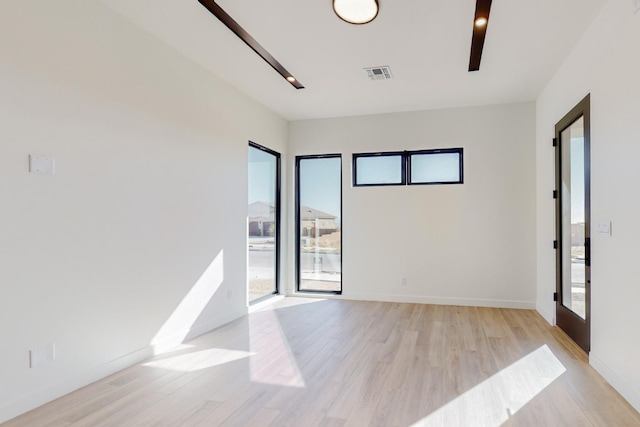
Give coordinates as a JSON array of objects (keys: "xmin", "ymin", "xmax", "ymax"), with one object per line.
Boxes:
[
  {"xmin": 296, "ymin": 155, "xmax": 342, "ymax": 293},
  {"xmin": 248, "ymin": 142, "xmax": 280, "ymax": 303}
]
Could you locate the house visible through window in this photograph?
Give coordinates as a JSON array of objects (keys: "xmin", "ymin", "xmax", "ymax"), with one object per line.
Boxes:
[
  {"xmin": 248, "ymin": 142, "xmax": 280, "ymax": 303},
  {"xmin": 296, "ymin": 155, "xmax": 342, "ymax": 294}
]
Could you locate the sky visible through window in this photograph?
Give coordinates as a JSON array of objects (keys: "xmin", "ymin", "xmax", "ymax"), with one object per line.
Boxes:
[
  {"xmin": 248, "ymin": 147, "xmax": 276, "ymax": 205},
  {"xmin": 298, "ymin": 157, "xmax": 341, "ymax": 224},
  {"xmin": 570, "ymin": 137, "xmax": 585, "ymax": 224},
  {"xmin": 249, "ymin": 152, "xmax": 341, "ymax": 222}
]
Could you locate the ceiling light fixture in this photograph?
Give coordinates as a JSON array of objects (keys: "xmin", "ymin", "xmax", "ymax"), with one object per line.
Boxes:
[
  {"xmin": 333, "ymin": 0, "xmax": 379, "ymax": 25},
  {"xmin": 474, "ymin": 17, "xmax": 488, "ymax": 27}
]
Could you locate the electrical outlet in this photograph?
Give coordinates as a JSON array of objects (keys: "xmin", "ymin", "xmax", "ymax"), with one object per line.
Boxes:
[
  {"xmin": 29, "ymin": 343, "xmax": 55, "ymax": 368},
  {"xmin": 29, "ymin": 155, "xmax": 55, "ymax": 175},
  {"xmin": 401, "ymin": 277, "xmax": 407, "ymax": 286}
]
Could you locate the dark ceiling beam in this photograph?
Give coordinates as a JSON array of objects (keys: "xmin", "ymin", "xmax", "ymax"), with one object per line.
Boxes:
[
  {"xmin": 468, "ymin": 0, "xmax": 493, "ymax": 72},
  {"xmin": 197, "ymin": 0, "xmax": 304, "ymax": 89}
]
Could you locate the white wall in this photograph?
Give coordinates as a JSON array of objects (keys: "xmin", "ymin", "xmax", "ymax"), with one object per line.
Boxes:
[
  {"xmin": 0, "ymin": 1, "xmax": 287, "ymax": 422},
  {"xmin": 288, "ymin": 103, "xmax": 537, "ymax": 308},
  {"xmin": 536, "ymin": 0, "xmax": 640, "ymax": 411}
]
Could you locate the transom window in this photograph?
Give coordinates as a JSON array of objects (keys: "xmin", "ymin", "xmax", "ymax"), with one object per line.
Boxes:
[{"xmin": 352, "ymin": 148, "xmax": 463, "ymax": 186}]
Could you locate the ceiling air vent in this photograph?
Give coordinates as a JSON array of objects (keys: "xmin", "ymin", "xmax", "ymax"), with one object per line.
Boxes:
[{"xmin": 364, "ymin": 66, "xmax": 392, "ymax": 81}]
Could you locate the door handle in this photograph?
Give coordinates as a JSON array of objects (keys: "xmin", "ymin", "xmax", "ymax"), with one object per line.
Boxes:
[{"xmin": 585, "ymin": 237, "xmax": 590, "ymax": 267}]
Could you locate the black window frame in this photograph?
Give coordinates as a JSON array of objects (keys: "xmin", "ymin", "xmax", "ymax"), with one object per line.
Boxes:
[
  {"xmin": 352, "ymin": 148, "xmax": 464, "ymax": 187},
  {"xmin": 295, "ymin": 153, "xmax": 342, "ymax": 295},
  {"xmin": 407, "ymin": 147, "xmax": 464, "ymax": 186},
  {"xmin": 352, "ymin": 151, "xmax": 406, "ymax": 187},
  {"xmin": 248, "ymin": 141, "xmax": 281, "ymax": 304}
]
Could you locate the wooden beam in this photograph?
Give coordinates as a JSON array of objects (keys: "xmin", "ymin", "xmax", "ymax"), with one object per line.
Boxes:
[
  {"xmin": 197, "ymin": 0, "xmax": 304, "ymax": 89},
  {"xmin": 468, "ymin": 0, "xmax": 493, "ymax": 72}
]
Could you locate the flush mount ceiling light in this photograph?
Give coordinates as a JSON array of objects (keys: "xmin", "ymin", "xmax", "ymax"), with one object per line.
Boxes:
[{"xmin": 333, "ymin": 0, "xmax": 379, "ymax": 25}]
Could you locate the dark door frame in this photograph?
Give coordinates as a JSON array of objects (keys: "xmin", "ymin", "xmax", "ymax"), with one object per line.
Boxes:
[
  {"xmin": 554, "ymin": 94, "xmax": 591, "ymax": 353},
  {"xmin": 248, "ymin": 141, "xmax": 281, "ymax": 303}
]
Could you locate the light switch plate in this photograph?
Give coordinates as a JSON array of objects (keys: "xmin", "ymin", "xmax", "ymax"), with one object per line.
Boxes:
[
  {"xmin": 29, "ymin": 343, "xmax": 56, "ymax": 368},
  {"xmin": 29, "ymin": 155, "xmax": 55, "ymax": 175},
  {"xmin": 634, "ymin": 0, "xmax": 640, "ymax": 14}
]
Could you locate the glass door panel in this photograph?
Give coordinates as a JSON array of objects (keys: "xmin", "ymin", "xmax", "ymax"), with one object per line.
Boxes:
[
  {"xmin": 561, "ymin": 118, "xmax": 586, "ymax": 319},
  {"xmin": 248, "ymin": 143, "xmax": 280, "ymax": 303},
  {"xmin": 296, "ymin": 155, "xmax": 342, "ymax": 293}
]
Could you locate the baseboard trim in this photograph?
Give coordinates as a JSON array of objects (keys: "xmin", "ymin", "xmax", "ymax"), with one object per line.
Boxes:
[
  {"xmin": 590, "ymin": 352, "xmax": 640, "ymax": 413},
  {"xmin": 0, "ymin": 345, "xmax": 152, "ymax": 424},
  {"xmin": 249, "ymin": 294, "xmax": 285, "ymax": 313},
  {"xmin": 150, "ymin": 309, "xmax": 246, "ymax": 354},
  {"xmin": 535, "ymin": 303, "xmax": 555, "ymax": 325},
  {"xmin": 0, "ymin": 310, "xmax": 245, "ymax": 424},
  {"xmin": 297, "ymin": 291, "xmax": 536, "ymax": 309}
]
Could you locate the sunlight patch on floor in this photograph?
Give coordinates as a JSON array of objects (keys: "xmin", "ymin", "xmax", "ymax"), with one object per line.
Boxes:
[
  {"xmin": 412, "ymin": 345, "xmax": 566, "ymax": 426},
  {"xmin": 249, "ymin": 308, "xmax": 306, "ymax": 388},
  {"xmin": 266, "ymin": 296, "xmax": 328, "ymax": 310},
  {"xmin": 142, "ymin": 347, "xmax": 254, "ymax": 372}
]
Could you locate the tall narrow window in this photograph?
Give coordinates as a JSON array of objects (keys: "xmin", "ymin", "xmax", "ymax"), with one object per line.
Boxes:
[
  {"xmin": 248, "ymin": 142, "xmax": 280, "ymax": 303},
  {"xmin": 296, "ymin": 155, "xmax": 342, "ymax": 294}
]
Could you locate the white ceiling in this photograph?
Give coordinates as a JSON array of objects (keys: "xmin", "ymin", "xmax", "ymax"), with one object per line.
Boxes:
[{"xmin": 100, "ymin": 0, "xmax": 606, "ymax": 121}]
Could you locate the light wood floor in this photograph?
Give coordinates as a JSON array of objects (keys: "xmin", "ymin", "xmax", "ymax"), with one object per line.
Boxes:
[{"xmin": 5, "ymin": 298, "xmax": 640, "ymax": 426}]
